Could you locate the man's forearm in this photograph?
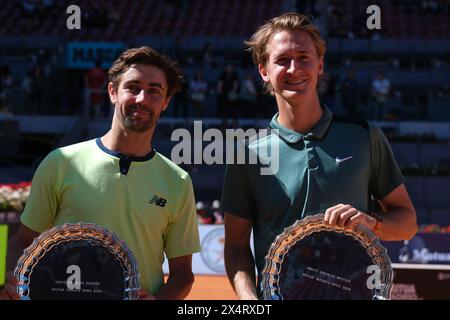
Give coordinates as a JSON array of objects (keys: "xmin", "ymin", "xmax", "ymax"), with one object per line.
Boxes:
[
  {"xmin": 375, "ymin": 207, "xmax": 417, "ymax": 241},
  {"xmin": 232, "ymin": 270, "xmax": 258, "ymax": 300},
  {"xmin": 155, "ymin": 272, "xmax": 194, "ymax": 300},
  {"xmin": 225, "ymin": 248, "xmax": 258, "ymax": 300},
  {"xmin": 1, "ymin": 239, "xmax": 27, "ymax": 300}
]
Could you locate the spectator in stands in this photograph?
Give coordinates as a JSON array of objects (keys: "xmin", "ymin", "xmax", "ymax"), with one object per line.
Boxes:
[
  {"xmin": 172, "ymin": 75, "xmax": 190, "ymax": 119},
  {"xmin": 0, "ymin": 97, "xmax": 12, "ymax": 119},
  {"xmin": 0, "ymin": 65, "xmax": 13, "ymax": 112},
  {"xmin": 202, "ymin": 42, "xmax": 218, "ymax": 70},
  {"xmin": 19, "ymin": 0, "xmax": 41, "ymax": 32},
  {"xmin": 172, "ymin": 36, "xmax": 186, "ymax": 64},
  {"xmin": 371, "ymin": 72, "xmax": 391, "ymax": 120},
  {"xmin": 327, "ymin": 6, "xmax": 348, "ymax": 38},
  {"xmin": 189, "ymin": 70, "xmax": 208, "ymax": 118},
  {"xmin": 317, "ymin": 71, "xmax": 338, "ymax": 111},
  {"xmin": 84, "ymin": 60, "xmax": 107, "ymax": 118},
  {"xmin": 221, "ymin": 13, "xmax": 417, "ymax": 300},
  {"xmin": 211, "ymin": 200, "xmax": 224, "ymax": 225},
  {"xmin": 238, "ymin": 72, "xmax": 258, "ymax": 118},
  {"xmin": 217, "ymin": 64, "xmax": 240, "ymax": 126},
  {"xmin": 196, "ymin": 201, "xmax": 214, "ymax": 224},
  {"xmin": 1, "ymin": 47, "xmax": 200, "ymax": 300},
  {"xmin": 398, "ymin": 236, "xmax": 427, "ymax": 263},
  {"xmin": 29, "ymin": 66, "xmax": 44, "ymax": 114},
  {"xmin": 21, "ymin": 70, "xmax": 32, "ymax": 114},
  {"xmin": 0, "ymin": 65, "xmax": 13, "ymax": 89}
]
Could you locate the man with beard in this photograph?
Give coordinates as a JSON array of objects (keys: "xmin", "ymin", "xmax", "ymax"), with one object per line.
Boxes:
[{"xmin": 1, "ymin": 47, "xmax": 200, "ymax": 300}]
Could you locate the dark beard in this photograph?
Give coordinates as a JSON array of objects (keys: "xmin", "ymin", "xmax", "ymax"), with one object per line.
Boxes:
[
  {"xmin": 120, "ymin": 104, "xmax": 157, "ymax": 133},
  {"xmin": 121, "ymin": 116, "xmax": 155, "ymax": 133}
]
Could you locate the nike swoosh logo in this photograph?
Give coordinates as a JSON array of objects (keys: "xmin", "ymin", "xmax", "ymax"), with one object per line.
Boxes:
[{"xmin": 335, "ymin": 156, "xmax": 353, "ymax": 163}]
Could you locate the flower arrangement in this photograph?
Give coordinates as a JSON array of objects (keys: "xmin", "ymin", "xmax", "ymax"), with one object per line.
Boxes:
[
  {"xmin": 419, "ymin": 224, "xmax": 450, "ymax": 234},
  {"xmin": 0, "ymin": 182, "xmax": 31, "ymax": 213}
]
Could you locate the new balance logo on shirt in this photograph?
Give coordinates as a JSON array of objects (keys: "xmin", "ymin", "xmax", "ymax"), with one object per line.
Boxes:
[{"xmin": 149, "ymin": 195, "xmax": 167, "ymax": 207}]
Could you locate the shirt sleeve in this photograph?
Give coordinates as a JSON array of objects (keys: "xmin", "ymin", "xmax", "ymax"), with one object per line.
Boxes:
[
  {"xmin": 163, "ymin": 175, "xmax": 201, "ymax": 258},
  {"xmin": 369, "ymin": 124, "xmax": 405, "ymax": 200},
  {"xmin": 20, "ymin": 151, "xmax": 60, "ymax": 233},
  {"xmin": 220, "ymin": 159, "xmax": 256, "ymax": 220}
]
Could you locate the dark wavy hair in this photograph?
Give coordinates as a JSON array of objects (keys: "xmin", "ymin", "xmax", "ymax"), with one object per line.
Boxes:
[{"xmin": 108, "ymin": 46, "xmax": 182, "ymax": 97}]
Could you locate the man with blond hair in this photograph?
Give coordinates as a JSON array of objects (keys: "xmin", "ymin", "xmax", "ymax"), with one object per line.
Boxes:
[{"xmin": 221, "ymin": 13, "xmax": 417, "ymax": 299}]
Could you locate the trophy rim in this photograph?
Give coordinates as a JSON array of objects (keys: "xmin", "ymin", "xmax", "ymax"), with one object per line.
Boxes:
[
  {"xmin": 261, "ymin": 213, "xmax": 393, "ymax": 300},
  {"xmin": 14, "ymin": 222, "xmax": 141, "ymax": 300}
]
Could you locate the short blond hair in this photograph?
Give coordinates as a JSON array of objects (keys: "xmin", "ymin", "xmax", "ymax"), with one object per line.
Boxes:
[{"xmin": 245, "ymin": 13, "xmax": 326, "ymax": 93}]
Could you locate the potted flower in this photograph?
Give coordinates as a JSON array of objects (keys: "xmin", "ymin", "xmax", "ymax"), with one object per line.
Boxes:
[{"xmin": 0, "ymin": 182, "xmax": 31, "ymax": 223}]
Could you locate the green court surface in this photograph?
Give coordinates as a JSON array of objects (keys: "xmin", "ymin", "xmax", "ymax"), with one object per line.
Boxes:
[{"xmin": 0, "ymin": 225, "xmax": 8, "ymax": 286}]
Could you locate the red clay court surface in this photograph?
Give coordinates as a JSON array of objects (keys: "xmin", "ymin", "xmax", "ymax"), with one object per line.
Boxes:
[{"xmin": 186, "ymin": 275, "xmax": 237, "ymax": 300}]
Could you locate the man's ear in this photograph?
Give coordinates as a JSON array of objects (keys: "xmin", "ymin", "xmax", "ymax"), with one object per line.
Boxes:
[
  {"xmin": 318, "ymin": 55, "xmax": 324, "ymax": 76},
  {"xmin": 258, "ymin": 63, "xmax": 270, "ymax": 83},
  {"xmin": 162, "ymin": 96, "xmax": 171, "ymax": 112},
  {"xmin": 108, "ymin": 82, "xmax": 117, "ymax": 104}
]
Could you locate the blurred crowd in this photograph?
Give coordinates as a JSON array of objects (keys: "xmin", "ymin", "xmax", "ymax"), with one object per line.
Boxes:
[{"xmin": 196, "ymin": 200, "xmax": 224, "ymax": 225}]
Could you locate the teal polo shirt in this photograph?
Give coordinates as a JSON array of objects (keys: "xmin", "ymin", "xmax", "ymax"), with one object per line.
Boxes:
[{"xmin": 220, "ymin": 106, "xmax": 404, "ymax": 295}]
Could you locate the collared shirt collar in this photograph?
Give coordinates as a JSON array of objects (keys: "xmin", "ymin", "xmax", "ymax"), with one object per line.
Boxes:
[
  {"xmin": 95, "ymin": 138, "xmax": 155, "ymax": 162},
  {"xmin": 270, "ymin": 105, "xmax": 333, "ymax": 144}
]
